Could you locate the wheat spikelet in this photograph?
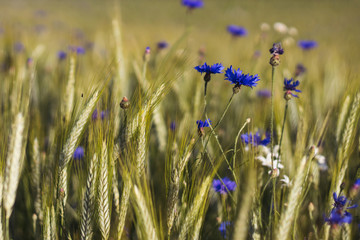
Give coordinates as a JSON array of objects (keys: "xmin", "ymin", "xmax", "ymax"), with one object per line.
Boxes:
[
  {"xmin": 112, "ymin": 150, "xmax": 120, "ymax": 215},
  {"xmin": 58, "ymin": 90, "xmax": 99, "ymax": 204},
  {"xmin": 136, "ymin": 112, "xmax": 147, "ymax": 178},
  {"xmin": 126, "ymin": 83, "xmax": 166, "ymax": 142},
  {"xmin": 153, "ymin": 106, "xmax": 167, "ymax": 153},
  {"xmin": 98, "ymin": 142, "xmax": 110, "ymax": 240},
  {"xmin": 192, "ymin": 213, "xmax": 204, "ymax": 240},
  {"xmin": 167, "ymin": 138, "xmax": 195, "ymax": 234},
  {"xmin": 179, "ymin": 177, "xmax": 211, "ymax": 239},
  {"xmin": 117, "ymin": 175, "xmax": 132, "ymax": 240},
  {"xmin": 3, "ymin": 113, "xmax": 25, "ymax": 219},
  {"xmin": 64, "ymin": 56, "xmax": 76, "ymax": 122},
  {"xmin": 276, "ymin": 155, "xmax": 309, "ymax": 240},
  {"xmin": 132, "ymin": 185, "xmax": 158, "ymax": 240},
  {"xmin": 233, "ymin": 168, "xmax": 256, "ymax": 240},
  {"xmin": 50, "ymin": 205, "xmax": 57, "ymax": 240},
  {"xmin": 336, "ymin": 96, "xmax": 351, "ymax": 142},
  {"xmin": 43, "ymin": 207, "xmax": 51, "ymax": 240},
  {"xmin": 0, "ymin": 174, "xmax": 3, "ymax": 240},
  {"xmin": 32, "ymin": 138, "xmax": 43, "ymax": 221},
  {"xmin": 80, "ymin": 154, "xmax": 99, "ymax": 240}
]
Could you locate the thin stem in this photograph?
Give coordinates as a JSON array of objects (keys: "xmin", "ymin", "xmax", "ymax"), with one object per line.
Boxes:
[
  {"xmin": 204, "ymin": 93, "xmax": 235, "ymax": 151},
  {"xmin": 278, "ymin": 101, "xmax": 289, "ymax": 161},
  {"xmin": 233, "ymin": 119, "xmax": 251, "ymax": 171},
  {"xmin": 270, "ymin": 66, "xmax": 275, "ymax": 169}
]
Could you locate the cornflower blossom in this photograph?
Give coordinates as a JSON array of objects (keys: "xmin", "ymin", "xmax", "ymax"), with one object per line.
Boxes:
[
  {"xmin": 157, "ymin": 41, "xmax": 168, "ymax": 50},
  {"xmin": 283, "ymin": 78, "xmax": 301, "ymax": 99},
  {"xmin": 350, "ymin": 179, "xmax": 360, "ymax": 197},
  {"xmin": 92, "ymin": 109, "xmax": 107, "ymax": 121},
  {"xmin": 196, "ymin": 119, "xmax": 211, "ymax": 137},
  {"xmin": 269, "ymin": 42, "xmax": 284, "ymax": 67},
  {"xmin": 219, "ymin": 221, "xmax": 231, "ymax": 238},
  {"xmin": 14, "ymin": 42, "xmax": 25, "ymax": 53},
  {"xmin": 298, "ymin": 40, "xmax": 318, "ymax": 50},
  {"xmin": 73, "ymin": 146, "xmax": 85, "ymax": 160},
  {"xmin": 325, "ymin": 192, "xmax": 357, "ymax": 226},
  {"xmin": 182, "ymin": 0, "xmax": 204, "ymax": 9},
  {"xmin": 224, "ymin": 66, "xmax": 260, "ymax": 93},
  {"xmin": 69, "ymin": 46, "xmax": 86, "ymax": 55},
  {"xmin": 212, "ymin": 177, "xmax": 236, "ymax": 195},
  {"xmin": 170, "ymin": 121, "xmax": 176, "ymax": 131},
  {"xmin": 227, "ymin": 25, "xmax": 248, "ymax": 37},
  {"xmin": 58, "ymin": 51, "xmax": 67, "ymax": 60},
  {"xmin": 295, "ymin": 63, "xmax": 306, "ymax": 77},
  {"xmin": 195, "ymin": 62, "xmax": 224, "ymax": 82},
  {"xmin": 257, "ymin": 89, "xmax": 271, "ymax": 99},
  {"xmin": 241, "ymin": 132, "xmax": 270, "ymax": 147}
]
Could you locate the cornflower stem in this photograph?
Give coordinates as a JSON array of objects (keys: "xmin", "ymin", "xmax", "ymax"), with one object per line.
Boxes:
[
  {"xmin": 278, "ymin": 101, "xmax": 289, "ymax": 161},
  {"xmin": 206, "ymin": 113, "xmax": 238, "ymax": 184},
  {"xmin": 233, "ymin": 119, "xmax": 251, "ymax": 170},
  {"xmin": 201, "ymin": 137, "xmax": 235, "ymax": 202},
  {"xmin": 270, "ymin": 65, "xmax": 279, "ymax": 230}
]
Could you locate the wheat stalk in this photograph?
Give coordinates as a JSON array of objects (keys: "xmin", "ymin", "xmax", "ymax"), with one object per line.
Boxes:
[
  {"xmin": 58, "ymin": 90, "xmax": 99, "ymax": 206},
  {"xmin": 117, "ymin": 174, "xmax": 132, "ymax": 240},
  {"xmin": 3, "ymin": 113, "xmax": 25, "ymax": 219},
  {"xmin": 132, "ymin": 185, "xmax": 158, "ymax": 240},
  {"xmin": 80, "ymin": 154, "xmax": 99, "ymax": 240},
  {"xmin": 276, "ymin": 153, "xmax": 313, "ymax": 240},
  {"xmin": 179, "ymin": 177, "xmax": 211, "ymax": 239},
  {"xmin": 336, "ymin": 96, "xmax": 351, "ymax": 142},
  {"xmin": 32, "ymin": 138, "xmax": 43, "ymax": 221},
  {"xmin": 98, "ymin": 142, "xmax": 111, "ymax": 240},
  {"xmin": 64, "ymin": 56, "xmax": 76, "ymax": 122}
]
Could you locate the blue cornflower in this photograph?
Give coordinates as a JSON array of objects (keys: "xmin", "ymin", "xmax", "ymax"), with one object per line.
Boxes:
[
  {"xmin": 241, "ymin": 132, "xmax": 270, "ymax": 147},
  {"xmin": 157, "ymin": 41, "xmax": 169, "ymax": 50},
  {"xmin": 224, "ymin": 66, "xmax": 260, "ymax": 92},
  {"xmin": 219, "ymin": 221, "xmax": 231, "ymax": 238},
  {"xmin": 213, "ymin": 177, "xmax": 236, "ymax": 195},
  {"xmin": 195, "ymin": 63, "xmax": 224, "ymax": 95},
  {"xmin": 283, "ymin": 78, "xmax": 301, "ymax": 99},
  {"xmin": 325, "ymin": 208, "xmax": 353, "ymax": 226},
  {"xmin": 170, "ymin": 121, "xmax": 176, "ymax": 131},
  {"xmin": 298, "ymin": 40, "xmax": 317, "ymax": 50},
  {"xmin": 92, "ymin": 109, "xmax": 107, "ymax": 121},
  {"xmin": 227, "ymin": 25, "xmax": 247, "ymax": 37},
  {"xmin": 73, "ymin": 146, "xmax": 85, "ymax": 160},
  {"xmin": 269, "ymin": 42, "xmax": 284, "ymax": 55},
  {"xmin": 257, "ymin": 89, "xmax": 271, "ymax": 99},
  {"xmin": 195, "ymin": 62, "xmax": 224, "ymax": 76},
  {"xmin": 295, "ymin": 63, "xmax": 306, "ymax": 77},
  {"xmin": 58, "ymin": 51, "xmax": 67, "ymax": 60},
  {"xmin": 196, "ymin": 119, "xmax": 211, "ymax": 136},
  {"xmin": 69, "ymin": 46, "xmax": 86, "ymax": 55},
  {"xmin": 332, "ymin": 192, "xmax": 357, "ymax": 210},
  {"xmin": 196, "ymin": 119, "xmax": 211, "ymax": 128},
  {"xmin": 14, "ymin": 42, "xmax": 25, "ymax": 53},
  {"xmin": 182, "ymin": 0, "xmax": 204, "ymax": 9}
]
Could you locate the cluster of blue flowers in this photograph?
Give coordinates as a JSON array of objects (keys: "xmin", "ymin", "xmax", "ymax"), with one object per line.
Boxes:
[
  {"xmin": 325, "ymin": 192, "xmax": 357, "ymax": 226},
  {"xmin": 195, "ymin": 62, "xmax": 260, "ymax": 90},
  {"xmin": 241, "ymin": 132, "xmax": 271, "ymax": 147},
  {"xmin": 212, "ymin": 177, "xmax": 236, "ymax": 195}
]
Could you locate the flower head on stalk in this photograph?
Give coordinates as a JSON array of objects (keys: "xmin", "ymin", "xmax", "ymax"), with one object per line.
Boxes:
[
  {"xmin": 241, "ymin": 131, "xmax": 270, "ymax": 147},
  {"xmin": 325, "ymin": 191, "xmax": 357, "ymax": 227},
  {"xmin": 219, "ymin": 221, "xmax": 231, "ymax": 238},
  {"xmin": 182, "ymin": 0, "xmax": 204, "ymax": 10},
  {"xmin": 227, "ymin": 25, "xmax": 247, "ymax": 37},
  {"xmin": 73, "ymin": 146, "xmax": 85, "ymax": 160},
  {"xmin": 196, "ymin": 119, "xmax": 211, "ymax": 137},
  {"xmin": 269, "ymin": 42, "xmax": 284, "ymax": 67},
  {"xmin": 212, "ymin": 177, "xmax": 236, "ymax": 195},
  {"xmin": 298, "ymin": 40, "xmax": 317, "ymax": 50},
  {"xmin": 283, "ymin": 78, "xmax": 301, "ymax": 100},
  {"xmin": 195, "ymin": 62, "xmax": 224, "ymax": 95},
  {"xmin": 224, "ymin": 66, "xmax": 260, "ymax": 93}
]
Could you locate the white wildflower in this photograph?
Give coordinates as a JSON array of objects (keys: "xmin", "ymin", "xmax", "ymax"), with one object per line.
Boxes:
[
  {"xmin": 273, "ymin": 22, "xmax": 288, "ymax": 34},
  {"xmin": 260, "ymin": 22, "xmax": 270, "ymax": 31},
  {"xmin": 280, "ymin": 175, "xmax": 292, "ymax": 188},
  {"xmin": 288, "ymin": 27, "xmax": 298, "ymax": 36}
]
